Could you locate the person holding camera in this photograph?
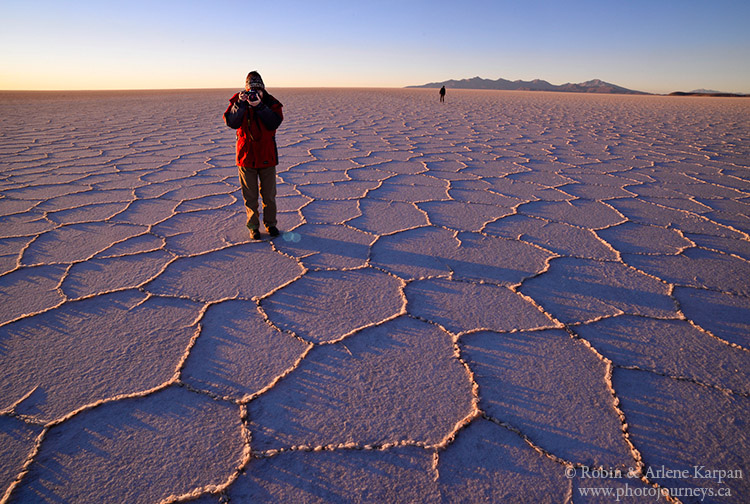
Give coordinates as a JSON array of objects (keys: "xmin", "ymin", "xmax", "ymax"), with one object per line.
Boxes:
[{"xmin": 224, "ymin": 71, "xmax": 283, "ymax": 240}]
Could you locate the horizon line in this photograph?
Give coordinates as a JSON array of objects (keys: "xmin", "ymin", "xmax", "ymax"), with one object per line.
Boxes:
[{"xmin": 1, "ymin": 86, "xmax": 745, "ymax": 96}]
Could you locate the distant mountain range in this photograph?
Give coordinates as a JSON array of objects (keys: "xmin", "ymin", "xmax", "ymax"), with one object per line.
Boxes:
[
  {"xmin": 408, "ymin": 76, "xmax": 649, "ymax": 95},
  {"xmin": 408, "ymin": 77, "xmax": 749, "ymax": 97},
  {"xmin": 670, "ymin": 89, "xmax": 748, "ymax": 97}
]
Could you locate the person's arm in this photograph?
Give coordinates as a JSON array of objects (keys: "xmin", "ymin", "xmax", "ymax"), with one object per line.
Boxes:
[
  {"xmin": 223, "ymin": 96, "xmax": 247, "ymax": 129},
  {"xmin": 254, "ymin": 101, "xmax": 283, "ymax": 131}
]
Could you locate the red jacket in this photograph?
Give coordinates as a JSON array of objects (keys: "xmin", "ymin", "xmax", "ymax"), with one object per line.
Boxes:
[{"xmin": 224, "ymin": 92, "xmax": 283, "ymax": 169}]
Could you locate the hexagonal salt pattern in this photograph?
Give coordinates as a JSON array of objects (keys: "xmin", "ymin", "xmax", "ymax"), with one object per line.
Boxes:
[
  {"xmin": 1, "ymin": 89, "xmax": 748, "ymax": 503},
  {"xmin": 247, "ymin": 316, "xmax": 474, "ymax": 451},
  {"xmin": 260, "ymin": 268, "xmax": 405, "ymax": 343},
  {"xmin": 9, "ymin": 386, "xmax": 245, "ymax": 504}
]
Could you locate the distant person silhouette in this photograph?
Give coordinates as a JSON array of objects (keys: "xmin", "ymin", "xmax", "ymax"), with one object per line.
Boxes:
[
  {"xmin": 439, "ymin": 86, "xmax": 446, "ymax": 103},
  {"xmin": 223, "ymin": 71, "xmax": 283, "ymax": 240}
]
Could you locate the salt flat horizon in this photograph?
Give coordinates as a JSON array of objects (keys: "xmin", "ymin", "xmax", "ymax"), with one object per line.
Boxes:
[
  {"xmin": 1, "ymin": 88, "xmax": 749, "ymax": 503},
  {"xmin": 3, "ymin": 84, "xmax": 749, "ymax": 96}
]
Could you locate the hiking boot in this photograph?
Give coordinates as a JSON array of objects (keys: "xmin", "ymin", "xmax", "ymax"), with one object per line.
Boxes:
[
  {"xmin": 267, "ymin": 226, "xmax": 280, "ymax": 237},
  {"xmin": 250, "ymin": 229, "xmax": 261, "ymax": 240}
]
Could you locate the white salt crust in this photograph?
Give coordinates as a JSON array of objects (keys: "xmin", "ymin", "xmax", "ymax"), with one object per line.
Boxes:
[{"xmin": 0, "ymin": 89, "xmax": 748, "ymax": 503}]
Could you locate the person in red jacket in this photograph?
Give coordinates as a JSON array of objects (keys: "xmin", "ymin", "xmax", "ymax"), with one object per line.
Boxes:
[{"xmin": 224, "ymin": 71, "xmax": 283, "ymax": 240}]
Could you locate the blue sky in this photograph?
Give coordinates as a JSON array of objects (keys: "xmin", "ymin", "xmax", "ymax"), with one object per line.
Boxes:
[{"xmin": 2, "ymin": 0, "xmax": 748, "ymax": 93}]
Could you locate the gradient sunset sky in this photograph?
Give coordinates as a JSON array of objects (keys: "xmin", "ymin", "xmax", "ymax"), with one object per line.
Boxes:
[{"xmin": 2, "ymin": 0, "xmax": 748, "ymax": 94}]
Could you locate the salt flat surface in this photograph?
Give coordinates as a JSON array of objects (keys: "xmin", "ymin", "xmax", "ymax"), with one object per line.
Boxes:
[{"xmin": 1, "ymin": 88, "xmax": 749, "ymax": 503}]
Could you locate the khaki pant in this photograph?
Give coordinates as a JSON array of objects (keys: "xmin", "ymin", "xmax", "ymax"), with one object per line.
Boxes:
[{"xmin": 238, "ymin": 166, "xmax": 277, "ymax": 230}]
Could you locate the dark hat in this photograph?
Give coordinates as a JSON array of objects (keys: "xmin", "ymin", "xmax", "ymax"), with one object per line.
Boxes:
[{"xmin": 246, "ymin": 71, "xmax": 265, "ymax": 90}]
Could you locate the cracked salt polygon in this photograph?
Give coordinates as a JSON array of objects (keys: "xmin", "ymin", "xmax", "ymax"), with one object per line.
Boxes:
[
  {"xmin": 506, "ymin": 168, "xmax": 574, "ymax": 188},
  {"xmin": 520, "ymin": 256, "xmax": 675, "ymax": 324},
  {"xmin": 282, "ymin": 167, "xmax": 352, "ymax": 186},
  {"xmin": 0, "ymin": 264, "xmax": 67, "ymax": 323},
  {"xmin": 406, "ymin": 278, "xmax": 556, "ymax": 334},
  {"xmin": 272, "ymin": 223, "xmax": 374, "ymax": 270},
  {"xmin": 418, "ymin": 200, "xmax": 512, "ymax": 232},
  {"xmin": 366, "ymin": 174, "xmax": 450, "ymax": 203},
  {"xmin": 347, "ymin": 199, "xmax": 428, "ymax": 235},
  {"xmin": 0, "ymin": 198, "xmax": 42, "ymax": 217},
  {"xmin": 82, "ymin": 171, "xmax": 149, "ymax": 191},
  {"xmin": 423, "ymin": 159, "xmax": 467, "ymax": 174},
  {"xmin": 182, "ymin": 299, "xmax": 309, "ymax": 399},
  {"xmin": 451, "ymin": 232, "xmax": 553, "ymax": 284},
  {"xmin": 609, "ymin": 198, "xmax": 745, "ymax": 238},
  {"xmin": 487, "ymin": 213, "xmax": 619, "ymax": 260},
  {"xmin": 696, "ymin": 197, "xmax": 750, "ymax": 218},
  {"xmin": 638, "ymin": 195, "xmax": 715, "ymax": 214},
  {"xmin": 308, "ymin": 148, "xmax": 357, "ymax": 162},
  {"xmin": 276, "ymin": 210, "xmax": 306, "ymax": 232},
  {"xmin": 687, "ymin": 233, "xmax": 750, "ymax": 261},
  {"xmin": 152, "ymin": 209, "xmax": 250, "ymax": 256},
  {"xmin": 461, "ymin": 329, "xmax": 632, "ymax": 467},
  {"xmin": 10, "ymin": 386, "xmax": 244, "ymax": 503},
  {"xmin": 628, "ymin": 182, "xmax": 698, "ymax": 199},
  {"xmin": 247, "ymin": 316, "xmax": 473, "ymax": 449},
  {"xmin": 21, "ymin": 222, "xmax": 147, "ymax": 265},
  {"xmin": 2, "ymin": 183, "xmax": 89, "ymax": 202},
  {"xmin": 560, "ymin": 181, "xmax": 636, "ymax": 200},
  {"xmin": 134, "ymin": 179, "xmax": 190, "ymax": 199},
  {"xmin": 109, "ymin": 198, "xmax": 180, "ymax": 226},
  {"xmin": 370, "ymin": 227, "xmax": 459, "ymax": 280},
  {"xmin": 0, "ymin": 212, "xmax": 57, "ymax": 238},
  {"xmin": 613, "ymin": 370, "xmax": 750, "ymax": 498},
  {"xmin": 225, "ymin": 446, "xmax": 439, "ymax": 503},
  {"xmin": 674, "ymin": 287, "xmax": 750, "ymax": 348},
  {"xmin": 461, "ymin": 160, "xmax": 527, "ymax": 179},
  {"xmin": 700, "ymin": 202, "xmax": 750, "ymax": 232},
  {"xmin": 597, "ymin": 221, "xmax": 693, "ymax": 255},
  {"xmin": 175, "ymin": 193, "xmax": 236, "ymax": 213},
  {"xmin": 62, "ymin": 250, "xmax": 173, "ymax": 298},
  {"xmin": 437, "ymin": 419, "xmax": 569, "ymax": 502},
  {"xmin": 575, "ymin": 316, "xmax": 750, "ymax": 393},
  {"xmin": 0, "ymin": 236, "xmax": 33, "ymax": 274},
  {"xmin": 561, "ymin": 172, "xmax": 642, "ymax": 188},
  {"xmin": 346, "ymin": 166, "xmax": 394, "ymax": 181},
  {"xmin": 0, "ymin": 416, "xmax": 42, "ymax": 495},
  {"xmin": 673, "ymin": 180, "xmax": 750, "ymax": 200},
  {"xmin": 300, "ymin": 199, "xmax": 360, "ymax": 224},
  {"xmin": 35, "ymin": 189, "xmax": 135, "ymax": 214},
  {"xmin": 371, "ymin": 227, "xmax": 551, "ymax": 284},
  {"xmin": 483, "ymin": 177, "xmax": 571, "ymax": 202},
  {"xmin": 519, "ymin": 199, "xmax": 626, "ymax": 230},
  {"xmin": 0, "ymin": 291, "xmax": 202, "ymax": 422},
  {"xmin": 371, "ymin": 159, "xmax": 430, "ymax": 174},
  {"xmin": 274, "ymin": 193, "xmax": 312, "ymax": 213},
  {"xmin": 261, "ymin": 268, "xmax": 404, "ymax": 343},
  {"xmin": 449, "ymin": 184, "xmax": 522, "ymax": 207},
  {"xmin": 145, "ymin": 243, "xmax": 303, "ymax": 302},
  {"xmin": 623, "ymin": 247, "xmax": 750, "ymax": 296},
  {"xmin": 47, "ymin": 201, "xmax": 130, "ymax": 225},
  {"xmin": 94, "ymin": 233, "xmax": 165, "ymax": 258},
  {"xmin": 295, "ymin": 180, "xmax": 380, "ymax": 200}
]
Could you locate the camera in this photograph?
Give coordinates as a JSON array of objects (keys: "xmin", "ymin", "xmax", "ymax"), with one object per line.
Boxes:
[{"xmin": 241, "ymin": 90, "xmax": 259, "ymax": 102}]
